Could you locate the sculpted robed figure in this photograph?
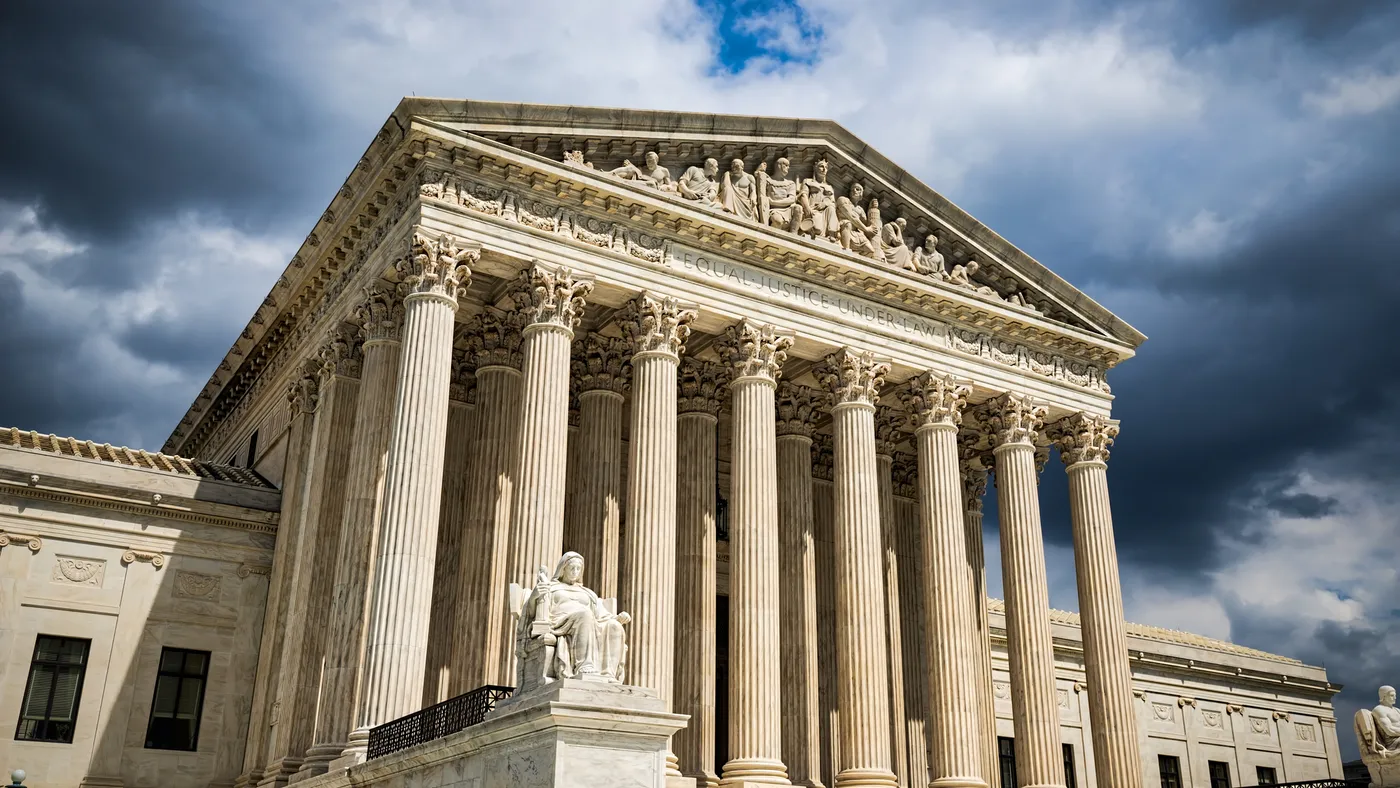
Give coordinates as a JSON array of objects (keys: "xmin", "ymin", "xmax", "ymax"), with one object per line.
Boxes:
[{"xmin": 514, "ymin": 552, "xmax": 631, "ymax": 689}]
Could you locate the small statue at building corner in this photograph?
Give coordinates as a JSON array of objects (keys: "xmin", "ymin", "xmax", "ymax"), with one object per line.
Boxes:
[
  {"xmin": 513, "ymin": 552, "xmax": 630, "ymax": 693},
  {"xmin": 1357, "ymin": 685, "xmax": 1400, "ymax": 786}
]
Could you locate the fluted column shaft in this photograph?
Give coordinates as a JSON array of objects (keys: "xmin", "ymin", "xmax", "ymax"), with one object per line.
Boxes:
[
  {"xmin": 424, "ymin": 373, "xmax": 475, "ymax": 706},
  {"xmin": 812, "ymin": 453, "xmax": 842, "ymax": 788},
  {"xmin": 891, "ymin": 485, "xmax": 929, "ymax": 788},
  {"xmin": 915, "ymin": 426, "xmax": 985, "ymax": 788},
  {"xmin": 959, "ymin": 460, "xmax": 997, "ymax": 787},
  {"xmin": 1057, "ymin": 415, "xmax": 1141, "ymax": 788},
  {"xmin": 778, "ymin": 427, "xmax": 823, "ymax": 787},
  {"xmin": 571, "ymin": 388, "xmax": 625, "ymax": 597},
  {"xmin": 987, "ymin": 394, "xmax": 1063, "ymax": 788},
  {"xmin": 619, "ymin": 293, "xmax": 695, "ymax": 779},
  {"xmin": 874, "ymin": 451, "xmax": 908, "ymax": 788},
  {"xmin": 817, "ymin": 348, "xmax": 896, "ymax": 788},
  {"xmin": 305, "ymin": 305, "xmax": 401, "ymax": 772},
  {"xmin": 353, "ymin": 233, "xmax": 473, "ymax": 741},
  {"xmin": 676, "ymin": 408, "xmax": 720, "ymax": 786},
  {"xmin": 456, "ymin": 363, "xmax": 521, "ymax": 689}
]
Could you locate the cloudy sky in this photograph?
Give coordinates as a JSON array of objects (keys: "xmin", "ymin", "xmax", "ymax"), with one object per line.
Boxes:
[{"xmin": 2, "ymin": 0, "xmax": 1397, "ymax": 762}]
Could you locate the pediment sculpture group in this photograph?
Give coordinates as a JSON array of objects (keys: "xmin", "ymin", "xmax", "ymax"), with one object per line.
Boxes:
[{"xmin": 565, "ymin": 149, "xmax": 1043, "ymax": 314}]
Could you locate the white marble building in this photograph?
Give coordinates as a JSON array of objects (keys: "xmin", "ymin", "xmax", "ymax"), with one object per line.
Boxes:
[{"xmin": 0, "ymin": 100, "xmax": 1346, "ymax": 788}]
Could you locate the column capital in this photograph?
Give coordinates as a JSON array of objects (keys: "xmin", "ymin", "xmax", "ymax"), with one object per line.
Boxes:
[
  {"xmin": 286, "ymin": 363, "xmax": 321, "ymax": 414},
  {"xmin": 891, "ymin": 451, "xmax": 918, "ymax": 499},
  {"xmin": 975, "ymin": 392, "xmax": 1048, "ymax": 449},
  {"xmin": 619, "ymin": 292, "xmax": 697, "ymax": 359},
  {"xmin": 317, "ymin": 325, "xmax": 364, "ymax": 382},
  {"xmin": 958, "ymin": 439, "xmax": 991, "ymax": 513},
  {"xmin": 396, "ymin": 230, "xmax": 477, "ymax": 303},
  {"xmin": 815, "ymin": 348, "xmax": 890, "ymax": 407},
  {"xmin": 811, "ymin": 433, "xmax": 834, "ymax": 482},
  {"xmin": 903, "ymin": 372, "xmax": 972, "ymax": 430},
  {"xmin": 776, "ymin": 381, "xmax": 822, "ymax": 438},
  {"xmin": 356, "ymin": 282, "xmax": 405, "ymax": 344},
  {"xmin": 1050, "ymin": 412, "xmax": 1119, "ymax": 466},
  {"xmin": 874, "ymin": 406, "xmax": 905, "ymax": 457},
  {"xmin": 677, "ymin": 358, "xmax": 728, "ymax": 416},
  {"xmin": 464, "ymin": 311, "xmax": 524, "ymax": 370},
  {"xmin": 449, "ymin": 345, "xmax": 476, "ymax": 404},
  {"xmin": 572, "ymin": 333, "xmax": 631, "ymax": 395},
  {"xmin": 719, "ymin": 319, "xmax": 794, "ymax": 383},
  {"xmin": 509, "ymin": 265, "xmax": 593, "ymax": 331}
]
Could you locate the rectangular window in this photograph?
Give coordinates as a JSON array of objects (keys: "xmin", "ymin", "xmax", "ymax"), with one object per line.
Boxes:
[
  {"xmin": 998, "ymin": 736, "xmax": 1017, "ymax": 788},
  {"xmin": 15, "ymin": 635, "xmax": 90, "ymax": 743},
  {"xmin": 144, "ymin": 648, "xmax": 210, "ymax": 751},
  {"xmin": 1208, "ymin": 760, "xmax": 1232, "ymax": 788},
  {"xmin": 1158, "ymin": 754, "xmax": 1182, "ymax": 788},
  {"xmin": 1255, "ymin": 766, "xmax": 1277, "ymax": 785},
  {"xmin": 1063, "ymin": 742, "xmax": 1077, "ymax": 788}
]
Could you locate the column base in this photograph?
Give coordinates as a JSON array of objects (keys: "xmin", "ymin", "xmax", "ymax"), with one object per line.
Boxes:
[
  {"xmin": 720, "ymin": 757, "xmax": 790, "ymax": 786},
  {"xmin": 832, "ymin": 767, "xmax": 897, "ymax": 788},
  {"xmin": 327, "ymin": 728, "xmax": 369, "ymax": 772},
  {"xmin": 78, "ymin": 778, "xmax": 125, "ymax": 788},
  {"xmin": 686, "ymin": 769, "xmax": 722, "ymax": 788},
  {"xmin": 928, "ymin": 778, "xmax": 989, "ymax": 788},
  {"xmin": 669, "ymin": 777, "xmax": 699, "ymax": 788},
  {"xmin": 294, "ymin": 742, "xmax": 344, "ymax": 780}
]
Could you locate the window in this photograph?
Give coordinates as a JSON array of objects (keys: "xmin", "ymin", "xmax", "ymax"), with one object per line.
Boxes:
[
  {"xmin": 1209, "ymin": 760, "xmax": 1233, "ymax": 788},
  {"xmin": 15, "ymin": 636, "xmax": 90, "ymax": 743},
  {"xmin": 144, "ymin": 648, "xmax": 210, "ymax": 751},
  {"xmin": 1063, "ymin": 743, "xmax": 1078, "ymax": 788},
  {"xmin": 998, "ymin": 736, "xmax": 1017, "ymax": 788},
  {"xmin": 1158, "ymin": 754, "xmax": 1183, "ymax": 788},
  {"xmin": 1256, "ymin": 766, "xmax": 1278, "ymax": 785}
]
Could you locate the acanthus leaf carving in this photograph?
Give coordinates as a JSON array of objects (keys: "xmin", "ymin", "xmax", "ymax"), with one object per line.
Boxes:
[
  {"xmin": 815, "ymin": 348, "xmax": 889, "ymax": 407},
  {"xmin": 397, "ymin": 230, "xmax": 476, "ymax": 301},
  {"xmin": 355, "ymin": 282, "xmax": 405, "ymax": 344},
  {"xmin": 975, "ymin": 392, "xmax": 1047, "ymax": 449},
  {"xmin": 717, "ymin": 320, "xmax": 792, "ymax": 382},
  {"xmin": 775, "ymin": 382, "xmax": 821, "ymax": 438},
  {"xmin": 510, "ymin": 266, "xmax": 593, "ymax": 330},
  {"xmin": 1051, "ymin": 412, "xmax": 1119, "ymax": 466},
  {"xmin": 572, "ymin": 334, "xmax": 631, "ymax": 395},
  {"xmin": 317, "ymin": 324, "xmax": 364, "ymax": 381},
  {"xmin": 618, "ymin": 292, "xmax": 696, "ymax": 359},
  {"xmin": 465, "ymin": 311, "xmax": 525, "ymax": 370},
  {"xmin": 903, "ymin": 372, "xmax": 972, "ymax": 430},
  {"xmin": 677, "ymin": 359, "xmax": 728, "ymax": 417}
]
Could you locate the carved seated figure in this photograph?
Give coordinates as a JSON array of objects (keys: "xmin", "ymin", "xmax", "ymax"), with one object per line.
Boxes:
[
  {"xmin": 1357, "ymin": 685, "xmax": 1400, "ymax": 787},
  {"xmin": 948, "ymin": 259, "xmax": 998, "ymax": 297},
  {"xmin": 514, "ymin": 552, "xmax": 630, "ymax": 692},
  {"xmin": 610, "ymin": 151, "xmax": 674, "ymax": 192},
  {"xmin": 836, "ymin": 183, "xmax": 882, "ymax": 259}
]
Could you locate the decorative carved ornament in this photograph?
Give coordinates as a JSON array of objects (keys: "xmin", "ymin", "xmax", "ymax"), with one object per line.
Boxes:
[
  {"xmin": 573, "ymin": 334, "xmax": 631, "ymax": 395},
  {"xmin": 815, "ymin": 348, "xmax": 889, "ymax": 407},
  {"xmin": 874, "ymin": 407, "xmax": 905, "ymax": 457},
  {"xmin": 237, "ymin": 563, "xmax": 272, "ymax": 578},
  {"xmin": 1052, "ymin": 412, "xmax": 1119, "ymax": 466},
  {"xmin": 959, "ymin": 440, "xmax": 991, "ymax": 513},
  {"xmin": 121, "ymin": 549, "xmax": 166, "ymax": 569},
  {"xmin": 677, "ymin": 359, "xmax": 727, "ymax": 417},
  {"xmin": 618, "ymin": 293, "xmax": 696, "ymax": 358},
  {"xmin": 51, "ymin": 556, "xmax": 104, "ymax": 586},
  {"xmin": 397, "ymin": 230, "xmax": 477, "ymax": 301},
  {"xmin": 317, "ymin": 325, "xmax": 364, "ymax": 381},
  {"xmin": 776, "ymin": 382, "xmax": 821, "ymax": 438},
  {"xmin": 903, "ymin": 372, "xmax": 972, "ymax": 430},
  {"xmin": 173, "ymin": 570, "xmax": 221, "ymax": 600},
  {"xmin": 511, "ymin": 266, "xmax": 593, "ymax": 330},
  {"xmin": 465, "ymin": 311, "xmax": 525, "ymax": 370},
  {"xmin": 719, "ymin": 320, "xmax": 792, "ymax": 382},
  {"xmin": 356, "ymin": 282, "xmax": 406, "ymax": 344},
  {"xmin": 811, "ymin": 433, "xmax": 834, "ymax": 482},
  {"xmin": 448, "ymin": 345, "xmax": 476, "ymax": 403},
  {"xmin": 977, "ymin": 392, "xmax": 1047, "ymax": 449},
  {"xmin": 0, "ymin": 531, "xmax": 42, "ymax": 552},
  {"xmin": 286, "ymin": 368, "xmax": 320, "ymax": 415}
]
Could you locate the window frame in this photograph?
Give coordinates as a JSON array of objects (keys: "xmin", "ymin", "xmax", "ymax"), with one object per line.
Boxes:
[
  {"xmin": 143, "ymin": 646, "xmax": 212, "ymax": 752},
  {"xmin": 1255, "ymin": 765, "xmax": 1278, "ymax": 785},
  {"xmin": 14, "ymin": 634, "xmax": 91, "ymax": 744},
  {"xmin": 997, "ymin": 736, "xmax": 1017, "ymax": 788},
  {"xmin": 1157, "ymin": 754, "xmax": 1183, "ymax": 788},
  {"xmin": 1208, "ymin": 759, "xmax": 1233, "ymax": 788},
  {"xmin": 1062, "ymin": 742, "xmax": 1078, "ymax": 788}
]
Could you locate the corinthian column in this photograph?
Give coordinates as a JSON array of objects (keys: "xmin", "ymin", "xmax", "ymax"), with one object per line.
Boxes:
[
  {"xmin": 1051, "ymin": 414, "xmax": 1141, "ymax": 788},
  {"xmin": 304, "ymin": 286, "xmax": 403, "ymax": 773},
  {"xmin": 890, "ymin": 457, "xmax": 929, "ymax": 787},
  {"xmin": 903, "ymin": 374, "xmax": 986, "ymax": 788},
  {"xmin": 814, "ymin": 348, "xmax": 897, "ymax": 788},
  {"xmin": 873, "ymin": 409, "xmax": 908, "ymax": 788},
  {"xmin": 351, "ymin": 231, "xmax": 475, "ymax": 745},
  {"xmin": 618, "ymin": 292, "xmax": 697, "ymax": 777},
  {"xmin": 675, "ymin": 359, "xmax": 727, "ymax": 788},
  {"xmin": 565, "ymin": 333, "xmax": 629, "ymax": 600},
  {"xmin": 777, "ymin": 382, "xmax": 824, "ymax": 787},
  {"xmin": 957, "ymin": 440, "xmax": 997, "ymax": 786},
  {"xmin": 455, "ymin": 313, "xmax": 523, "ymax": 691},
  {"xmin": 811, "ymin": 435, "xmax": 841, "ymax": 787},
  {"xmin": 502, "ymin": 266, "xmax": 593, "ymax": 682},
  {"xmin": 718, "ymin": 320, "xmax": 794, "ymax": 787},
  {"xmin": 978, "ymin": 393, "xmax": 1063, "ymax": 788}
]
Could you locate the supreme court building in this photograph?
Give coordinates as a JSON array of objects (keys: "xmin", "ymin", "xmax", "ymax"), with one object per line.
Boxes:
[{"xmin": 0, "ymin": 100, "xmax": 1348, "ymax": 788}]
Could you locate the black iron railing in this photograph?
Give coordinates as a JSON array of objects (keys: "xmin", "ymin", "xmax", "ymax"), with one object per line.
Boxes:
[
  {"xmin": 1244, "ymin": 780, "xmax": 1367, "ymax": 787},
  {"xmin": 367, "ymin": 685, "xmax": 514, "ymax": 760}
]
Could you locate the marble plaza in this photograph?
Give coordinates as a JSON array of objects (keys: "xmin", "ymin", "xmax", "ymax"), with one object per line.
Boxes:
[{"xmin": 0, "ymin": 100, "xmax": 1351, "ymax": 787}]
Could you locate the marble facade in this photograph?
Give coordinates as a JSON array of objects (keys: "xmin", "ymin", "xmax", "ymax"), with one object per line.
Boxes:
[{"xmin": 0, "ymin": 100, "xmax": 1348, "ymax": 788}]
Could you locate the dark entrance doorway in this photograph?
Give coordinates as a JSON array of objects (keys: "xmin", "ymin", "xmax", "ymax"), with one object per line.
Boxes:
[{"xmin": 715, "ymin": 594, "xmax": 729, "ymax": 770}]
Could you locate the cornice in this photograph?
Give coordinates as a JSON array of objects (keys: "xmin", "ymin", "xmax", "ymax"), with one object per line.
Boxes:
[{"xmin": 0, "ymin": 478, "xmax": 279, "ymax": 536}]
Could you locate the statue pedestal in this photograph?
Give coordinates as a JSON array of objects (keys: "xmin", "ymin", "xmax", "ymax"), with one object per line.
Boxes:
[
  {"xmin": 1362, "ymin": 755, "xmax": 1400, "ymax": 788},
  {"xmin": 297, "ymin": 680, "xmax": 688, "ymax": 788}
]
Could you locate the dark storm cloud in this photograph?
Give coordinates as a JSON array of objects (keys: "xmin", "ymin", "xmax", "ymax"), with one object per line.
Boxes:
[
  {"xmin": 0, "ymin": 1, "xmax": 312, "ymax": 243},
  {"xmin": 1208, "ymin": 0, "xmax": 1400, "ymax": 41}
]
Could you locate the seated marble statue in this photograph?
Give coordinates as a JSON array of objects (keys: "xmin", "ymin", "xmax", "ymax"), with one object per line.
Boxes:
[
  {"xmin": 756, "ymin": 158, "xmax": 803, "ymax": 231},
  {"xmin": 719, "ymin": 158, "xmax": 759, "ymax": 221},
  {"xmin": 797, "ymin": 159, "xmax": 839, "ymax": 243},
  {"xmin": 836, "ymin": 183, "xmax": 882, "ymax": 258},
  {"xmin": 678, "ymin": 158, "xmax": 722, "ymax": 208},
  {"xmin": 948, "ymin": 259, "xmax": 999, "ymax": 297},
  {"xmin": 881, "ymin": 217, "xmax": 913, "ymax": 270},
  {"xmin": 610, "ymin": 151, "xmax": 674, "ymax": 191},
  {"xmin": 515, "ymin": 552, "xmax": 630, "ymax": 690},
  {"xmin": 1357, "ymin": 686, "xmax": 1400, "ymax": 786},
  {"xmin": 912, "ymin": 234, "xmax": 947, "ymax": 278}
]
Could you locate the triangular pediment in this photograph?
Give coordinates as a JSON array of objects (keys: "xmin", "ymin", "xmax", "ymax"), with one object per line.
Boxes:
[{"xmin": 395, "ymin": 98, "xmax": 1145, "ymax": 350}]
